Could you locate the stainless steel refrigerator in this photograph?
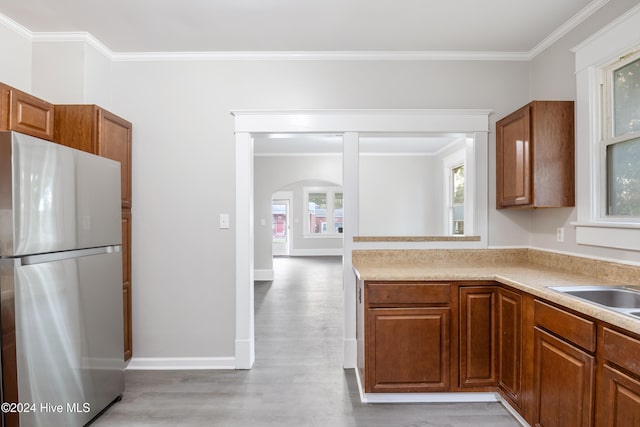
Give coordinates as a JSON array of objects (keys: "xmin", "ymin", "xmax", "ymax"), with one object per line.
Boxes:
[{"xmin": 0, "ymin": 131, "xmax": 125, "ymax": 427}]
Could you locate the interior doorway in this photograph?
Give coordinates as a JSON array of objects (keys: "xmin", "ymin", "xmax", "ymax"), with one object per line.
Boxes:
[
  {"xmin": 271, "ymin": 196, "xmax": 290, "ymax": 256},
  {"xmin": 233, "ymin": 110, "xmax": 491, "ymax": 370}
]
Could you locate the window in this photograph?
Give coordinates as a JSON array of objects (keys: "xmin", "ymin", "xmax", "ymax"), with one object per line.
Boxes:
[
  {"xmin": 304, "ymin": 187, "xmax": 343, "ymax": 236},
  {"xmin": 442, "ymin": 147, "xmax": 468, "ymax": 236},
  {"xmin": 449, "ymin": 165, "xmax": 465, "ymax": 235},
  {"xmin": 573, "ymin": 4, "xmax": 640, "ymax": 251},
  {"xmin": 603, "ymin": 52, "xmax": 640, "ymax": 218}
]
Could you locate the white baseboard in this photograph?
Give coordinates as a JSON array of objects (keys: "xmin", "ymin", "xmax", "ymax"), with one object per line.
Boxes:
[
  {"xmin": 254, "ymin": 269, "xmax": 274, "ymax": 281},
  {"xmin": 354, "ymin": 366, "xmax": 498, "ymax": 403},
  {"xmin": 235, "ymin": 338, "xmax": 255, "ymax": 369},
  {"xmin": 290, "ymin": 248, "xmax": 343, "ymax": 256},
  {"xmin": 343, "ymin": 338, "xmax": 357, "ymax": 369},
  {"xmin": 352, "ymin": 368, "xmax": 529, "ymax": 426},
  {"xmin": 126, "ymin": 357, "xmax": 235, "ymax": 370},
  {"xmin": 497, "ymin": 396, "xmax": 530, "ymax": 426}
]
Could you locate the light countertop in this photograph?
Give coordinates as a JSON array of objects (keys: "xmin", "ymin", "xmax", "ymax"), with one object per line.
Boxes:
[{"xmin": 353, "ymin": 261, "xmax": 640, "ymax": 336}]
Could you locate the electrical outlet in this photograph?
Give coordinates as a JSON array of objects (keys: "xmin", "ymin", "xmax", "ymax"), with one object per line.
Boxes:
[{"xmin": 556, "ymin": 227, "xmax": 565, "ymax": 243}]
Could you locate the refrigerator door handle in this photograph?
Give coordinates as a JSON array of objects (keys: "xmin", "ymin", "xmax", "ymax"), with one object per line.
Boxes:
[{"xmin": 19, "ymin": 245, "xmax": 122, "ymax": 266}]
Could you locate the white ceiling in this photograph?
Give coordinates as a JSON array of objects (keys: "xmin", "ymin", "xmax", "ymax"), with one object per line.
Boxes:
[{"xmin": 0, "ymin": 0, "xmax": 601, "ymax": 54}]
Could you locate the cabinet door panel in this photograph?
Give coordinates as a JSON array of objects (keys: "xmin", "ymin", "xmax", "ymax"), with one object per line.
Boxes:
[
  {"xmin": 99, "ymin": 110, "xmax": 132, "ymax": 208},
  {"xmin": 498, "ymin": 289, "xmax": 523, "ymax": 408},
  {"xmin": 0, "ymin": 84, "xmax": 54, "ymax": 141},
  {"xmin": 598, "ymin": 364, "xmax": 640, "ymax": 427},
  {"xmin": 460, "ymin": 287, "xmax": 497, "ymax": 387},
  {"xmin": 121, "ymin": 209, "xmax": 132, "ymax": 360},
  {"xmin": 367, "ymin": 307, "xmax": 450, "ymax": 392},
  {"xmin": 497, "ymin": 106, "xmax": 531, "ymax": 207},
  {"xmin": 533, "ymin": 327, "xmax": 595, "ymax": 427},
  {"xmin": 11, "ymin": 91, "xmax": 54, "ymax": 141}
]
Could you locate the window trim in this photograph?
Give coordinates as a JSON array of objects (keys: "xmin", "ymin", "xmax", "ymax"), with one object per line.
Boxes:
[
  {"xmin": 600, "ymin": 52, "xmax": 640, "ymax": 221},
  {"xmin": 572, "ymin": 3, "xmax": 640, "ymax": 251},
  {"xmin": 442, "ymin": 146, "xmax": 469, "ymax": 236},
  {"xmin": 303, "ymin": 186, "xmax": 343, "ymax": 238}
]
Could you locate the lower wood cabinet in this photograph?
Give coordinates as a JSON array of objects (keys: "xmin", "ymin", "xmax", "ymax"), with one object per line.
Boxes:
[
  {"xmin": 598, "ymin": 364, "xmax": 640, "ymax": 426},
  {"xmin": 497, "ymin": 288, "xmax": 524, "ymax": 411},
  {"xmin": 121, "ymin": 209, "xmax": 132, "ymax": 360},
  {"xmin": 533, "ymin": 327, "xmax": 595, "ymax": 427},
  {"xmin": 367, "ymin": 307, "xmax": 450, "ymax": 392},
  {"xmin": 597, "ymin": 327, "xmax": 640, "ymax": 426},
  {"xmin": 356, "ymin": 278, "xmax": 640, "ymax": 426},
  {"xmin": 358, "ymin": 281, "xmax": 452, "ymax": 393},
  {"xmin": 459, "ymin": 286, "xmax": 497, "ymax": 388},
  {"xmin": 533, "ymin": 300, "xmax": 596, "ymax": 427}
]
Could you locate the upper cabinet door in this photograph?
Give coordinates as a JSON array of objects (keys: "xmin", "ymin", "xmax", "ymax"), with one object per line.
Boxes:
[
  {"xmin": 98, "ymin": 110, "xmax": 132, "ymax": 208},
  {"xmin": 496, "ymin": 101, "xmax": 574, "ymax": 210},
  {"xmin": 496, "ymin": 106, "xmax": 531, "ymax": 208},
  {"xmin": 54, "ymin": 105, "xmax": 132, "ymax": 208},
  {"xmin": 0, "ymin": 83, "xmax": 55, "ymax": 141}
]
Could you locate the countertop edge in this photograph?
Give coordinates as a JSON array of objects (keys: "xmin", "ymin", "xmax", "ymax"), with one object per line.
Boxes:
[{"xmin": 352, "ymin": 263, "xmax": 640, "ymax": 336}]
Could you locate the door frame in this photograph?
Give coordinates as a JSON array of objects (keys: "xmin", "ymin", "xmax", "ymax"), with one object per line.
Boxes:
[
  {"xmin": 232, "ymin": 109, "xmax": 491, "ymax": 369},
  {"xmin": 272, "ymin": 192, "xmax": 292, "ymax": 257}
]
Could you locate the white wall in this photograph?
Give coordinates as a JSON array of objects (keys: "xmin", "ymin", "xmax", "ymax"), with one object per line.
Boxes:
[
  {"xmin": 0, "ymin": 17, "xmax": 31, "ymax": 90},
  {"xmin": 359, "ymin": 154, "xmax": 439, "ymax": 235},
  {"xmin": 31, "ymin": 41, "xmax": 113, "ymax": 108},
  {"xmin": 254, "ymin": 155, "xmax": 343, "ymax": 271},
  {"xmin": 529, "ymin": 0, "xmax": 640, "ymax": 264}
]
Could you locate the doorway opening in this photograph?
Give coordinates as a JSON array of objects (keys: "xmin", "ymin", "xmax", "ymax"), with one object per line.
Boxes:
[
  {"xmin": 272, "ymin": 196, "xmax": 290, "ymax": 257},
  {"xmin": 233, "ymin": 109, "xmax": 491, "ymax": 369}
]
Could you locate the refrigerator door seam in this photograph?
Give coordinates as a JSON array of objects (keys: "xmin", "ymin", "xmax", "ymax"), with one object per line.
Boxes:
[{"xmin": 18, "ymin": 245, "xmax": 121, "ymax": 266}]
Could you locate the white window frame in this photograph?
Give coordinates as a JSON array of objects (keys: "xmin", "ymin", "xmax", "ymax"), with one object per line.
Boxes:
[
  {"xmin": 572, "ymin": 3, "xmax": 640, "ymax": 251},
  {"xmin": 449, "ymin": 164, "xmax": 465, "ymax": 235},
  {"xmin": 442, "ymin": 146, "xmax": 469, "ymax": 236},
  {"xmin": 600, "ymin": 52, "xmax": 640, "ymax": 220},
  {"xmin": 303, "ymin": 186, "xmax": 343, "ymax": 238}
]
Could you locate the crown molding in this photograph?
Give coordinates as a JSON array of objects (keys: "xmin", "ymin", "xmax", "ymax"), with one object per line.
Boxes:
[
  {"xmin": 30, "ymin": 31, "xmax": 113, "ymax": 59},
  {"xmin": 0, "ymin": 0, "xmax": 615, "ymax": 63},
  {"xmin": 110, "ymin": 50, "xmax": 530, "ymax": 62},
  {"xmin": 0, "ymin": 11, "xmax": 31, "ymax": 39},
  {"xmin": 528, "ymin": 0, "xmax": 610, "ymax": 59}
]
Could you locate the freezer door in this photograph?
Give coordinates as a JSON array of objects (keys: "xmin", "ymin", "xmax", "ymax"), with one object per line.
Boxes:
[
  {"xmin": 1, "ymin": 248, "xmax": 124, "ymax": 427},
  {"xmin": 0, "ymin": 131, "xmax": 121, "ymax": 256}
]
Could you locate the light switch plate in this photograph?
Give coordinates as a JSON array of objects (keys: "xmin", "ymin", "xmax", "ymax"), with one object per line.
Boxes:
[{"xmin": 220, "ymin": 213, "xmax": 230, "ymax": 229}]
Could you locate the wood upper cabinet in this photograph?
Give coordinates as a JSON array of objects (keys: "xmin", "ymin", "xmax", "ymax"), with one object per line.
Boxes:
[
  {"xmin": 0, "ymin": 82, "xmax": 55, "ymax": 141},
  {"xmin": 496, "ymin": 101, "xmax": 574, "ymax": 209},
  {"xmin": 459, "ymin": 286, "xmax": 497, "ymax": 388},
  {"xmin": 54, "ymin": 105, "xmax": 132, "ymax": 208},
  {"xmin": 597, "ymin": 327, "xmax": 640, "ymax": 427}
]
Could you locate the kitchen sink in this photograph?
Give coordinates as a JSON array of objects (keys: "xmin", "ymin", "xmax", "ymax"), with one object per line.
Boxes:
[{"xmin": 549, "ymin": 286, "xmax": 640, "ymax": 319}]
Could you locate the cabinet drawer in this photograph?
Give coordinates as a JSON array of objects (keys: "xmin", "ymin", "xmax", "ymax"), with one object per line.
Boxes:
[
  {"xmin": 367, "ymin": 282, "xmax": 450, "ymax": 305},
  {"xmin": 603, "ymin": 327, "xmax": 640, "ymax": 375},
  {"xmin": 534, "ymin": 300, "xmax": 595, "ymax": 352}
]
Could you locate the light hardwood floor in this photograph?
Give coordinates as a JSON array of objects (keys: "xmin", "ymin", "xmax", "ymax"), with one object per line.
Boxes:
[{"xmin": 93, "ymin": 256, "xmax": 521, "ymax": 426}]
